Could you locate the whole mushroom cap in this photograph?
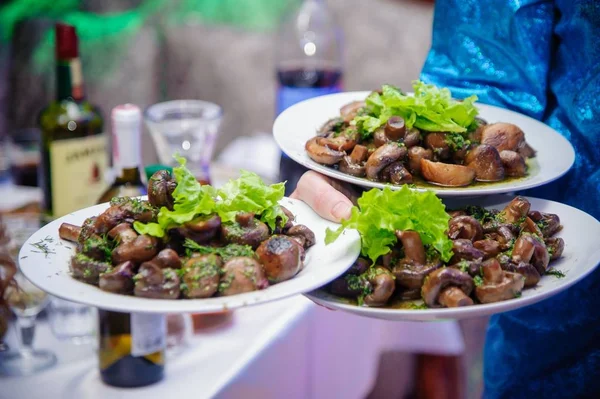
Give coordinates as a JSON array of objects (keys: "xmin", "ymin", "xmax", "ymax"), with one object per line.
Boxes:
[{"xmin": 421, "ymin": 267, "xmax": 474, "ymax": 308}]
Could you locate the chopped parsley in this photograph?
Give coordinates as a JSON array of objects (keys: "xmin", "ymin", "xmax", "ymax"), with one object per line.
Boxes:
[
  {"xmin": 457, "ymin": 259, "xmax": 470, "ymax": 273},
  {"xmin": 545, "ymin": 269, "xmax": 566, "ymax": 279},
  {"xmin": 184, "ymin": 239, "xmax": 255, "ymax": 262},
  {"xmin": 463, "ymin": 205, "xmax": 496, "ymax": 224},
  {"xmin": 218, "ymin": 274, "xmax": 235, "ymax": 293},
  {"xmin": 474, "ymin": 275, "xmax": 484, "ymax": 287},
  {"xmin": 445, "ymin": 132, "xmax": 470, "ymax": 151},
  {"xmin": 406, "ymin": 302, "xmax": 428, "ymax": 310}
]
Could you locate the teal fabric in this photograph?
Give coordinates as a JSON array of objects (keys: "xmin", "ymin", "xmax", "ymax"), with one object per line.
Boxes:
[{"xmin": 421, "ymin": 0, "xmax": 600, "ymax": 397}]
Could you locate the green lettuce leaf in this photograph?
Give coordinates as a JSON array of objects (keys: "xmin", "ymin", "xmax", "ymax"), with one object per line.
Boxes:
[
  {"xmin": 352, "ymin": 80, "xmax": 479, "ymax": 138},
  {"xmin": 325, "ymin": 186, "xmax": 453, "ymax": 264}
]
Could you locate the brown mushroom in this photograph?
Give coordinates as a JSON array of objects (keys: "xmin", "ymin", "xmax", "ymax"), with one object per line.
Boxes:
[
  {"xmin": 545, "ymin": 237, "xmax": 565, "ymax": 260},
  {"xmin": 475, "ymin": 258, "xmax": 525, "ymax": 303},
  {"xmin": 407, "ymin": 146, "xmax": 433, "ymax": 174},
  {"xmin": 473, "ymin": 239, "xmax": 501, "ymax": 259},
  {"xmin": 181, "ymin": 254, "xmax": 222, "ymax": 298},
  {"xmin": 305, "ymin": 137, "xmax": 345, "ymax": 165},
  {"xmin": 499, "ymin": 196, "xmax": 531, "ymax": 224},
  {"xmin": 256, "ymin": 235, "xmax": 303, "ymax": 283},
  {"xmin": 317, "ymin": 132, "xmax": 357, "ymax": 152},
  {"xmin": 465, "ymin": 144, "xmax": 505, "ymax": 182},
  {"xmin": 385, "ymin": 116, "xmax": 406, "ymax": 141},
  {"xmin": 365, "ymin": 143, "xmax": 407, "ymax": 180},
  {"xmin": 424, "ymin": 132, "xmax": 451, "ymax": 161},
  {"xmin": 450, "ymin": 258, "xmax": 482, "ymax": 277},
  {"xmin": 480, "ymin": 123, "xmax": 525, "ymax": 152},
  {"xmin": 221, "ymin": 218, "xmax": 270, "ymax": 249},
  {"xmin": 349, "ymin": 144, "xmax": 369, "ymax": 163},
  {"xmin": 448, "ymin": 215, "xmax": 483, "ymax": 241},
  {"xmin": 373, "ymin": 128, "xmax": 390, "ymax": 147},
  {"xmin": 181, "ymin": 214, "xmax": 222, "ymax": 243},
  {"xmin": 148, "ymin": 170, "xmax": 177, "ymax": 210},
  {"xmin": 108, "ymin": 223, "xmax": 138, "ymax": 245},
  {"xmin": 112, "ymin": 235, "xmax": 159, "ymax": 264},
  {"xmin": 70, "ymin": 254, "xmax": 111, "ymax": 285},
  {"xmin": 392, "ymin": 231, "xmax": 441, "ymax": 290},
  {"xmin": 285, "ymin": 224, "xmax": 316, "ymax": 249},
  {"xmin": 380, "ymin": 162, "xmax": 413, "ymax": 185},
  {"xmin": 450, "ymin": 239, "xmax": 485, "ymax": 263},
  {"xmin": 219, "ymin": 257, "xmax": 269, "ymax": 296},
  {"xmin": 502, "ymin": 260, "xmax": 540, "ymax": 287},
  {"xmin": 134, "ymin": 264, "xmax": 180, "ymax": 299},
  {"xmin": 99, "ymin": 261, "xmax": 135, "ymax": 294},
  {"xmin": 527, "ymin": 211, "xmax": 562, "ymax": 237},
  {"xmin": 499, "ymin": 150, "xmax": 527, "ymax": 177},
  {"xmin": 403, "ymin": 128, "xmax": 422, "ymax": 148},
  {"xmin": 339, "ymin": 156, "xmax": 366, "ymax": 177},
  {"xmin": 518, "ymin": 142, "xmax": 536, "ymax": 158},
  {"xmin": 363, "ymin": 267, "xmax": 395, "ymax": 307},
  {"xmin": 59, "ymin": 223, "xmax": 82, "ymax": 243},
  {"xmin": 421, "ymin": 268, "xmax": 474, "ymax": 308},
  {"xmin": 512, "ymin": 234, "xmax": 550, "ymax": 275},
  {"xmin": 420, "ymin": 159, "xmax": 475, "ymax": 187},
  {"xmin": 340, "ymin": 101, "xmax": 365, "ymax": 122},
  {"xmin": 152, "ymin": 249, "xmax": 182, "ymax": 269},
  {"xmin": 318, "ymin": 117, "xmax": 344, "ymax": 136},
  {"xmin": 520, "ymin": 217, "xmax": 544, "ymax": 238},
  {"xmin": 80, "ymin": 234, "xmax": 112, "ymax": 261}
]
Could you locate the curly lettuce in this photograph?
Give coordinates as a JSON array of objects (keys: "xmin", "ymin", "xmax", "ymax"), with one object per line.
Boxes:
[
  {"xmin": 352, "ymin": 80, "xmax": 479, "ymax": 139},
  {"xmin": 325, "ymin": 186, "xmax": 453, "ymax": 264}
]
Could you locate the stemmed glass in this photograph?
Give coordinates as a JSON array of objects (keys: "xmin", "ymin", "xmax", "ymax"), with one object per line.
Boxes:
[{"xmin": 0, "ymin": 270, "xmax": 57, "ymax": 376}]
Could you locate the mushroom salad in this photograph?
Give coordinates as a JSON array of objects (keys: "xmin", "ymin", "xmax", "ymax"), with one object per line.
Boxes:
[
  {"xmin": 58, "ymin": 157, "xmax": 315, "ymax": 300},
  {"xmin": 325, "ymin": 187, "xmax": 565, "ymax": 308},
  {"xmin": 305, "ymin": 81, "xmax": 536, "ymax": 187}
]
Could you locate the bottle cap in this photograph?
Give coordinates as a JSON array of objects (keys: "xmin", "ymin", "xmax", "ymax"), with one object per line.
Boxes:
[
  {"xmin": 55, "ymin": 23, "xmax": 79, "ymax": 60},
  {"xmin": 144, "ymin": 164, "xmax": 173, "ymax": 181},
  {"xmin": 111, "ymin": 104, "xmax": 142, "ymax": 170}
]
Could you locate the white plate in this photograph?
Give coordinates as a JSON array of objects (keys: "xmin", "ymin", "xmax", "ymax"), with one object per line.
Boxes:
[
  {"xmin": 18, "ymin": 198, "xmax": 361, "ymax": 314},
  {"xmin": 305, "ymin": 196, "xmax": 600, "ymax": 321},
  {"xmin": 273, "ymin": 91, "xmax": 575, "ymax": 197}
]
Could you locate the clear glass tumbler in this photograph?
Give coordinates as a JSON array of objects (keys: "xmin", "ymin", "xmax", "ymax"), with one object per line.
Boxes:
[{"xmin": 144, "ymin": 100, "xmax": 222, "ymax": 183}]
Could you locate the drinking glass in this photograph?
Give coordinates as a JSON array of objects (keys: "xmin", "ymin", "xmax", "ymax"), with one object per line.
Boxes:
[
  {"xmin": 47, "ymin": 297, "xmax": 97, "ymax": 345},
  {"xmin": 144, "ymin": 100, "xmax": 222, "ymax": 183},
  {"xmin": 0, "ymin": 271, "xmax": 57, "ymax": 376}
]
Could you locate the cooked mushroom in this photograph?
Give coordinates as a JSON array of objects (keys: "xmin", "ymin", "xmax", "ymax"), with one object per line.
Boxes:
[
  {"xmin": 450, "ymin": 239, "xmax": 485, "ymax": 263},
  {"xmin": 421, "ymin": 268, "xmax": 474, "ymax": 308},
  {"xmin": 475, "ymin": 258, "xmax": 525, "ymax": 303},
  {"xmin": 273, "ymin": 206, "xmax": 295, "ymax": 234},
  {"xmin": 78, "ymin": 217, "xmax": 97, "ymax": 245},
  {"xmin": 108, "ymin": 223, "xmax": 138, "ymax": 245},
  {"xmin": 499, "ymin": 150, "xmax": 527, "ymax": 177},
  {"xmin": 545, "ymin": 237, "xmax": 565, "ymax": 260},
  {"xmin": 339, "ymin": 156, "xmax": 366, "ymax": 177},
  {"xmin": 373, "ymin": 128, "xmax": 390, "ymax": 147},
  {"xmin": 99, "ymin": 261, "xmax": 135, "ymax": 294},
  {"xmin": 317, "ymin": 131, "xmax": 357, "ymax": 152},
  {"xmin": 340, "ymin": 101, "xmax": 365, "ymax": 122},
  {"xmin": 330, "ymin": 273, "xmax": 370, "ymax": 298},
  {"xmin": 363, "ymin": 267, "xmax": 395, "ymax": 307},
  {"xmin": 512, "ymin": 234, "xmax": 550, "ymax": 275},
  {"xmin": 112, "ymin": 235, "xmax": 159, "ymax": 264},
  {"xmin": 473, "ymin": 239, "xmax": 501, "ymax": 259},
  {"xmin": 181, "ymin": 254, "xmax": 222, "ymax": 298},
  {"xmin": 380, "ymin": 162, "xmax": 413, "ymax": 185},
  {"xmin": 518, "ymin": 142, "xmax": 536, "ymax": 158},
  {"xmin": 148, "ymin": 170, "xmax": 177, "ymax": 210},
  {"xmin": 70, "ymin": 253, "xmax": 111, "ymax": 285},
  {"xmin": 93, "ymin": 199, "xmax": 157, "ymax": 234},
  {"xmin": 392, "ymin": 231, "xmax": 441, "ymax": 290},
  {"xmin": 448, "ymin": 216, "xmax": 483, "ymax": 241},
  {"xmin": 502, "ymin": 260, "xmax": 540, "ymax": 287},
  {"xmin": 285, "ymin": 225, "xmax": 316, "ymax": 249},
  {"xmin": 305, "ymin": 137, "xmax": 345, "ymax": 165},
  {"xmin": 347, "ymin": 257, "xmax": 370, "ymax": 276},
  {"xmin": 465, "ymin": 144, "xmax": 505, "ymax": 182},
  {"xmin": 403, "ymin": 128, "xmax": 422, "ymax": 148},
  {"xmin": 152, "ymin": 249, "xmax": 182, "ymax": 269},
  {"xmin": 480, "ymin": 123, "xmax": 525, "ymax": 152},
  {"xmin": 134, "ymin": 264, "xmax": 180, "ymax": 299},
  {"xmin": 520, "ymin": 217, "xmax": 544, "ymax": 238},
  {"xmin": 80, "ymin": 234, "xmax": 112, "ymax": 261},
  {"xmin": 256, "ymin": 235, "xmax": 303, "ymax": 283},
  {"xmin": 180, "ymin": 214, "xmax": 222, "ymax": 243},
  {"xmin": 499, "ymin": 196, "xmax": 531, "ymax": 224},
  {"xmin": 59, "ymin": 223, "xmax": 82, "ymax": 243},
  {"xmin": 365, "ymin": 143, "xmax": 407, "ymax": 180},
  {"xmin": 219, "ymin": 257, "xmax": 268, "ymax": 296},
  {"xmin": 349, "ymin": 144, "xmax": 370, "ymax": 163},
  {"xmin": 424, "ymin": 132, "xmax": 451, "ymax": 161},
  {"xmin": 420, "ymin": 159, "xmax": 475, "ymax": 186},
  {"xmin": 450, "ymin": 258, "xmax": 482, "ymax": 277},
  {"xmin": 527, "ymin": 211, "xmax": 562, "ymax": 237},
  {"xmin": 407, "ymin": 146, "xmax": 433, "ymax": 174},
  {"xmin": 318, "ymin": 117, "xmax": 344, "ymax": 136},
  {"xmin": 385, "ymin": 116, "xmax": 406, "ymax": 141},
  {"xmin": 221, "ymin": 217, "xmax": 270, "ymax": 249}
]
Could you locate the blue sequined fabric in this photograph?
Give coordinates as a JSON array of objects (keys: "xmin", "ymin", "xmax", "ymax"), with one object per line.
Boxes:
[{"xmin": 421, "ymin": 0, "xmax": 600, "ymax": 397}]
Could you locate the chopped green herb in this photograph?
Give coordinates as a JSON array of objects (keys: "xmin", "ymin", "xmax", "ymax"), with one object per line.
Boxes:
[
  {"xmin": 514, "ymin": 291, "xmax": 522, "ymax": 298},
  {"xmin": 545, "ymin": 269, "xmax": 566, "ymax": 279},
  {"xmin": 445, "ymin": 132, "xmax": 470, "ymax": 151},
  {"xmin": 457, "ymin": 259, "xmax": 470, "ymax": 273},
  {"xmin": 30, "ymin": 236, "xmax": 56, "ymax": 258},
  {"xmin": 184, "ymin": 239, "xmax": 255, "ymax": 262},
  {"xmin": 218, "ymin": 274, "xmax": 235, "ymax": 292},
  {"xmin": 406, "ymin": 302, "xmax": 428, "ymax": 310},
  {"xmin": 474, "ymin": 275, "xmax": 484, "ymax": 287}
]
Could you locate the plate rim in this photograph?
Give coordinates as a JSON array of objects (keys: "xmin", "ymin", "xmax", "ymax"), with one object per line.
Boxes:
[
  {"xmin": 273, "ymin": 90, "xmax": 576, "ymax": 197},
  {"xmin": 18, "ymin": 197, "xmax": 361, "ymax": 314}
]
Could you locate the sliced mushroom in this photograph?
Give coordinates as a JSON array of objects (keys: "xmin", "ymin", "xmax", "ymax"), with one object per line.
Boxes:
[
  {"xmin": 305, "ymin": 137, "xmax": 345, "ymax": 165},
  {"xmin": 134, "ymin": 264, "xmax": 180, "ymax": 299},
  {"xmin": 285, "ymin": 225, "xmax": 316, "ymax": 249},
  {"xmin": 363, "ymin": 267, "xmax": 395, "ymax": 307},
  {"xmin": 219, "ymin": 257, "xmax": 269, "ymax": 296},
  {"xmin": 465, "ymin": 145, "xmax": 505, "ymax": 182},
  {"xmin": 448, "ymin": 216, "xmax": 483, "ymax": 241},
  {"xmin": 256, "ymin": 235, "xmax": 303, "ymax": 283},
  {"xmin": 545, "ymin": 237, "xmax": 565, "ymax": 260},
  {"xmin": 392, "ymin": 231, "xmax": 441, "ymax": 290},
  {"xmin": 340, "ymin": 101, "xmax": 365, "ymax": 122},
  {"xmin": 365, "ymin": 143, "xmax": 407, "ymax": 180},
  {"xmin": 99, "ymin": 261, "xmax": 135, "ymax": 294},
  {"xmin": 385, "ymin": 116, "xmax": 406, "ymax": 141},
  {"xmin": 407, "ymin": 146, "xmax": 432, "ymax": 174},
  {"xmin": 112, "ymin": 235, "xmax": 159, "ymax": 264},
  {"xmin": 403, "ymin": 128, "xmax": 422, "ymax": 148},
  {"xmin": 475, "ymin": 258, "xmax": 525, "ymax": 303},
  {"xmin": 181, "ymin": 254, "xmax": 222, "ymax": 298},
  {"xmin": 339, "ymin": 156, "xmax": 366, "ymax": 177},
  {"xmin": 499, "ymin": 150, "xmax": 527, "ymax": 177},
  {"xmin": 420, "ymin": 159, "xmax": 475, "ymax": 187},
  {"xmin": 480, "ymin": 123, "xmax": 525, "ymax": 152},
  {"xmin": 512, "ymin": 234, "xmax": 550, "ymax": 275},
  {"xmin": 421, "ymin": 268, "xmax": 474, "ymax": 308},
  {"xmin": 148, "ymin": 170, "xmax": 177, "ymax": 210},
  {"xmin": 380, "ymin": 162, "xmax": 413, "ymax": 185},
  {"xmin": 425, "ymin": 132, "xmax": 451, "ymax": 161}
]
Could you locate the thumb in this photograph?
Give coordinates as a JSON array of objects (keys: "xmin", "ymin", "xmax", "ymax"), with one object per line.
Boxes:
[{"xmin": 290, "ymin": 171, "xmax": 353, "ymax": 223}]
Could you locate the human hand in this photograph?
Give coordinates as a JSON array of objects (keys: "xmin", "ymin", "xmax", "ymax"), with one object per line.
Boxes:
[{"xmin": 290, "ymin": 171, "xmax": 360, "ymax": 223}]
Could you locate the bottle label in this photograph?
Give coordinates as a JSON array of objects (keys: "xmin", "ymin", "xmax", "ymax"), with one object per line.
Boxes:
[
  {"xmin": 49, "ymin": 134, "xmax": 109, "ymax": 218},
  {"xmin": 131, "ymin": 313, "xmax": 167, "ymax": 357},
  {"xmin": 276, "ymin": 86, "xmax": 342, "ymax": 116}
]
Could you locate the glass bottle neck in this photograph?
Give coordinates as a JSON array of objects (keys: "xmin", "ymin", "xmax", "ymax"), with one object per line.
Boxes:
[
  {"xmin": 56, "ymin": 57, "xmax": 85, "ymax": 102},
  {"xmin": 116, "ymin": 167, "xmax": 144, "ymax": 185}
]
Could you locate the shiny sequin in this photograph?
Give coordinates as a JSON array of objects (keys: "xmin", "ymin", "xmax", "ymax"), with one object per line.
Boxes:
[{"xmin": 421, "ymin": 1, "xmax": 600, "ymax": 398}]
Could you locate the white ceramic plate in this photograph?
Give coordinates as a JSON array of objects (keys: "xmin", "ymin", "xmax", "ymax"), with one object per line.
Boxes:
[
  {"xmin": 273, "ymin": 91, "xmax": 575, "ymax": 197},
  {"xmin": 305, "ymin": 196, "xmax": 600, "ymax": 321},
  {"xmin": 18, "ymin": 198, "xmax": 361, "ymax": 314}
]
